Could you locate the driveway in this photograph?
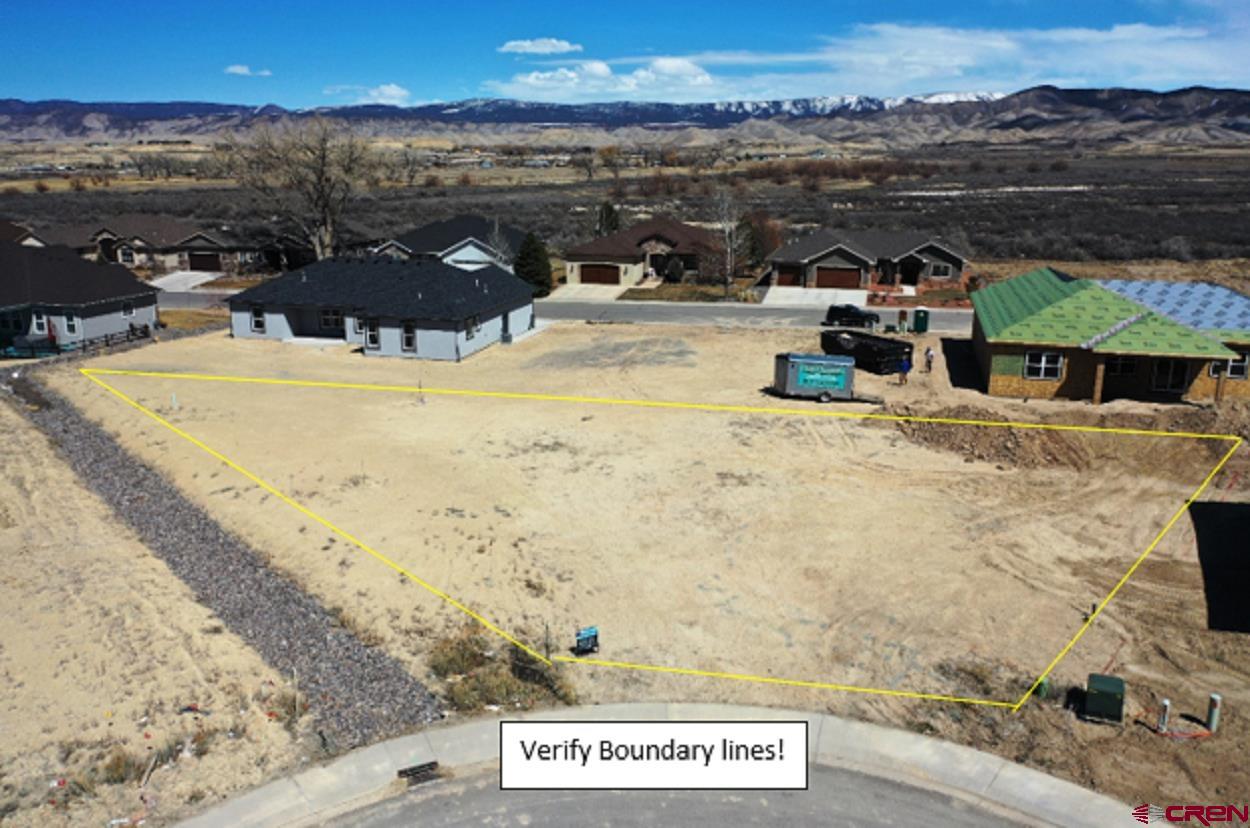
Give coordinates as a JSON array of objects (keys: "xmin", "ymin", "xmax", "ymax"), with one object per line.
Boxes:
[
  {"xmin": 762, "ymin": 286, "xmax": 869, "ymax": 307},
  {"xmin": 150, "ymin": 270, "xmax": 223, "ymax": 292},
  {"xmin": 545, "ymin": 283, "xmax": 629, "ymax": 302}
]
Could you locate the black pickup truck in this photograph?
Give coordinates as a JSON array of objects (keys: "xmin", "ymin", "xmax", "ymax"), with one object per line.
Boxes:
[{"xmin": 821, "ymin": 304, "xmax": 880, "ymax": 328}]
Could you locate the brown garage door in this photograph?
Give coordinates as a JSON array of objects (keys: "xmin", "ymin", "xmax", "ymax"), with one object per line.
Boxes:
[
  {"xmin": 580, "ymin": 264, "xmax": 620, "ymax": 284},
  {"xmin": 188, "ymin": 251, "xmax": 222, "ymax": 271},
  {"xmin": 814, "ymin": 267, "xmax": 860, "ymax": 288},
  {"xmin": 775, "ymin": 266, "xmax": 801, "ymax": 286}
]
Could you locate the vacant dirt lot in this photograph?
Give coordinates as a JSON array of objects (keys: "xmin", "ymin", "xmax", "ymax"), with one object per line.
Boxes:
[
  {"xmin": 36, "ymin": 322, "xmax": 1250, "ymax": 807},
  {"xmin": 0, "ymin": 400, "xmax": 300, "ymax": 826}
]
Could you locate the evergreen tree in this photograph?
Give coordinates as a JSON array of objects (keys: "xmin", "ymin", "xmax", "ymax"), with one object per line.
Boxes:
[
  {"xmin": 513, "ymin": 232, "xmax": 553, "ymax": 297},
  {"xmin": 594, "ymin": 201, "xmax": 620, "ymax": 237}
]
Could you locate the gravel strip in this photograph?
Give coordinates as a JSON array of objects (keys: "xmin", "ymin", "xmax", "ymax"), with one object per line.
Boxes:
[{"xmin": 12, "ymin": 375, "xmax": 441, "ymax": 751}]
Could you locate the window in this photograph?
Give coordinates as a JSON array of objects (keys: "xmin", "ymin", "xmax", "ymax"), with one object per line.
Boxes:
[
  {"xmin": 119, "ymin": 246, "xmax": 135, "ymax": 266},
  {"xmin": 930, "ymin": 263, "xmax": 952, "ymax": 278},
  {"xmin": 250, "ymin": 307, "xmax": 265, "ymax": 333},
  {"xmin": 465, "ymin": 315, "xmax": 481, "ymax": 340},
  {"xmin": 353, "ymin": 315, "xmax": 365, "ymax": 334},
  {"xmin": 401, "ymin": 321, "xmax": 416, "ymax": 352},
  {"xmin": 33, "ymin": 311, "xmax": 46, "ymax": 334},
  {"xmin": 1024, "ymin": 351, "xmax": 1063, "ymax": 380},
  {"xmin": 0, "ymin": 315, "xmax": 7, "ymax": 331},
  {"xmin": 1106, "ymin": 356, "xmax": 1137, "ymax": 376},
  {"xmin": 319, "ymin": 309, "xmax": 343, "ymax": 330},
  {"xmin": 121, "ymin": 301, "xmax": 135, "ymax": 318},
  {"xmin": 1211, "ymin": 352, "xmax": 1249, "ymax": 380},
  {"xmin": 1152, "ymin": 359, "xmax": 1189, "ymax": 393},
  {"xmin": 365, "ymin": 319, "xmax": 380, "ymax": 349},
  {"xmin": 64, "ymin": 312, "xmax": 77, "ymax": 335}
]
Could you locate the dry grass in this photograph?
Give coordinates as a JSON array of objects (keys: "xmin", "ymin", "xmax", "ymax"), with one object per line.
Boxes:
[
  {"xmin": 620, "ymin": 276, "xmax": 759, "ymax": 302},
  {"xmin": 198, "ymin": 274, "xmax": 270, "ymax": 290},
  {"xmin": 159, "ymin": 309, "xmax": 229, "ymax": 330}
]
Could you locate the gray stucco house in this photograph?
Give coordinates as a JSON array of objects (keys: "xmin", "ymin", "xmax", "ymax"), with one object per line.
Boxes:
[
  {"xmin": 228, "ymin": 258, "xmax": 535, "ymax": 361},
  {"xmin": 0, "ymin": 240, "xmax": 159, "ymax": 354}
]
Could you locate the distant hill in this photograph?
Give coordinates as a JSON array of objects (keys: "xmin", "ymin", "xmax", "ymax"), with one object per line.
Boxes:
[{"xmin": 1, "ymin": 86, "xmax": 1247, "ymax": 147}]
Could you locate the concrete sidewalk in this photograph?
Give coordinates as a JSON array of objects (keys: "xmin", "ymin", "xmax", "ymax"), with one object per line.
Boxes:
[{"xmin": 178, "ymin": 704, "xmax": 1127, "ymax": 828}]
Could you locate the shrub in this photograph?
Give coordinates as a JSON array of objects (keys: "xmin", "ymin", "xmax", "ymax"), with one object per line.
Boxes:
[{"xmin": 33, "ymin": 181, "xmax": 50, "ymax": 193}]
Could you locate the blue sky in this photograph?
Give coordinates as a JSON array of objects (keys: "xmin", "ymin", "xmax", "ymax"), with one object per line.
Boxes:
[{"xmin": 2, "ymin": 1, "xmax": 1247, "ymax": 105}]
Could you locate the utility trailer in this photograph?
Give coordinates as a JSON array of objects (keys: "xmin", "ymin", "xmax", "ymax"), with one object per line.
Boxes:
[
  {"xmin": 820, "ymin": 329, "xmax": 913, "ymax": 375},
  {"xmin": 773, "ymin": 353, "xmax": 855, "ymax": 402}
]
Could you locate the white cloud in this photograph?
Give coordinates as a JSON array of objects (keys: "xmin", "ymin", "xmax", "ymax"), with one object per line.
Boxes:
[
  {"xmin": 224, "ymin": 64, "xmax": 272, "ymax": 77},
  {"xmin": 484, "ymin": 16, "xmax": 1250, "ymax": 102},
  {"xmin": 323, "ymin": 83, "xmax": 412, "ymax": 106},
  {"xmin": 498, "ymin": 38, "xmax": 583, "ymax": 55}
]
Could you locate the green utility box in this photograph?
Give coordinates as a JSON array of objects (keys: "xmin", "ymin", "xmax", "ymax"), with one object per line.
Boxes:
[
  {"xmin": 913, "ymin": 307, "xmax": 931, "ymax": 334},
  {"xmin": 1084, "ymin": 673, "xmax": 1125, "ymax": 723}
]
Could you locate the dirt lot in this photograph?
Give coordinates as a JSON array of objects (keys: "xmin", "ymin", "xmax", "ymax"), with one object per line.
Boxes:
[
  {"xmin": 0, "ymin": 400, "xmax": 301, "ymax": 826},
  {"xmin": 33, "ymin": 322, "xmax": 1250, "ymax": 806}
]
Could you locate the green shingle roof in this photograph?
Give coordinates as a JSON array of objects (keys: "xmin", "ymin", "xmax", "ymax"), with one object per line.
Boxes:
[{"xmin": 972, "ymin": 267, "xmax": 1236, "ymax": 359}]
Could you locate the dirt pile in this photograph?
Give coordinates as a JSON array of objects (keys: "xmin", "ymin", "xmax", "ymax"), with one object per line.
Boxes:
[{"xmin": 885, "ymin": 403, "xmax": 1246, "ymax": 479}]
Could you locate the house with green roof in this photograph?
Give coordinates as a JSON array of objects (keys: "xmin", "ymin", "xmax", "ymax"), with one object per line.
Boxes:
[{"xmin": 971, "ymin": 267, "xmax": 1249, "ymax": 403}]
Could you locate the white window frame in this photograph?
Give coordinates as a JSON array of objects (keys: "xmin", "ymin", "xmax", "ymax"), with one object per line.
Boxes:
[
  {"xmin": 1211, "ymin": 352, "xmax": 1248, "ymax": 380},
  {"xmin": 465, "ymin": 315, "xmax": 481, "ymax": 340},
  {"xmin": 33, "ymin": 310, "xmax": 46, "ymax": 334},
  {"xmin": 121, "ymin": 301, "xmax": 135, "ymax": 318},
  {"xmin": 1106, "ymin": 355, "xmax": 1136, "ymax": 377},
  {"xmin": 930, "ymin": 263, "xmax": 952, "ymax": 278},
  {"xmin": 365, "ymin": 319, "xmax": 380, "ymax": 349},
  {"xmin": 401, "ymin": 321, "xmax": 416, "ymax": 352},
  {"xmin": 319, "ymin": 309, "xmax": 343, "ymax": 330},
  {"xmin": 1024, "ymin": 350, "xmax": 1063, "ymax": 380},
  {"xmin": 64, "ymin": 311, "xmax": 78, "ymax": 335},
  {"xmin": 250, "ymin": 307, "xmax": 265, "ymax": 333},
  {"xmin": 1152, "ymin": 358, "xmax": 1189, "ymax": 393},
  {"xmin": 119, "ymin": 246, "xmax": 135, "ymax": 266},
  {"xmin": 353, "ymin": 315, "xmax": 365, "ymax": 334}
]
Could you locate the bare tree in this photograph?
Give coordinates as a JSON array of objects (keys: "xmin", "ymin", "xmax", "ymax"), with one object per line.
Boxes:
[
  {"xmin": 486, "ymin": 217, "xmax": 515, "ymax": 267},
  {"xmin": 711, "ymin": 186, "xmax": 738, "ymax": 298},
  {"xmin": 223, "ymin": 119, "xmax": 375, "ymax": 260},
  {"xmin": 572, "ymin": 151, "xmax": 597, "ymax": 181},
  {"xmin": 597, "ymin": 146, "xmax": 623, "ymax": 179},
  {"xmin": 392, "ymin": 148, "xmax": 424, "ymax": 186}
]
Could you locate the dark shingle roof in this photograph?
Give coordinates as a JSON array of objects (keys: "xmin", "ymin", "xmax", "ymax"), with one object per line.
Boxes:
[
  {"xmin": 229, "ymin": 258, "xmax": 534, "ymax": 323},
  {"xmin": 769, "ymin": 229, "xmax": 963, "ymax": 264},
  {"xmin": 37, "ymin": 214, "xmax": 219, "ymax": 248},
  {"xmin": 565, "ymin": 216, "xmax": 721, "ymax": 259},
  {"xmin": 0, "ymin": 241, "xmax": 159, "ymax": 307},
  {"xmin": 0, "ymin": 219, "xmax": 35, "ymax": 244},
  {"xmin": 388, "ymin": 215, "xmax": 527, "ymax": 256}
]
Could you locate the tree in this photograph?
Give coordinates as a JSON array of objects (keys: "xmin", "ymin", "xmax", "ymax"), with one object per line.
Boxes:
[
  {"xmin": 486, "ymin": 218, "xmax": 515, "ymax": 267},
  {"xmin": 711, "ymin": 186, "xmax": 738, "ymax": 298},
  {"xmin": 597, "ymin": 146, "xmax": 623, "ymax": 179},
  {"xmin": 737, "ymin": 210, "xmax": 784, "ymax": 267},
  {"xmin": 594, "ymin": 201, "xmax": 620, "ymax": 237},
  {"xmin": 223, "ymin": 118, "xmax": 375, "ymax": 260},
  {"xmin": 572, "ymin": 151, "xmax": 597, "ymax": 181},
  {"xmin": 513, "ymin": 233, "xmax": 553, "ymax": 297}
]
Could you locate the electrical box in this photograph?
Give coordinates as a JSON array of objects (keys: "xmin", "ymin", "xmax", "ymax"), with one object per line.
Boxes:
[{"xmin": 1084, "ymin": 673, "xmax": 1125, "ymax": 723}]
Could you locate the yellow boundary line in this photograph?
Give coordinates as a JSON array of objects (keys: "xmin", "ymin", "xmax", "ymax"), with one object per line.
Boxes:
[{"xmin": 78, "ymin": 367, "xmax": 1242, "ymax": 710}]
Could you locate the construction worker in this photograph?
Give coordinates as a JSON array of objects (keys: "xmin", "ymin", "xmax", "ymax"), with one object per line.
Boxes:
[
  {"xmin": 899, "ymin": 355, "xmax": 912, "ymax": 385},
  {"xmin": 924, "ymin": 346, "xmax": 935, "ymax": 373}
]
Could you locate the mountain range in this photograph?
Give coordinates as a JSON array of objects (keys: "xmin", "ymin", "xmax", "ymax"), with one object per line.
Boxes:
[{"xmin": 1, "ymin": 86, "xmax": 1248, "ymax": 147}]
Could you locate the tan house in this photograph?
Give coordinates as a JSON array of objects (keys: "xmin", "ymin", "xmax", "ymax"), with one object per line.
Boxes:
[
  {"xmin": 972, "ymin": 267, "xmax": 1250, "ymax": 404},
  {"xmin": 563, "ymin": 216, "xmax": 722, "ymax": 285}
]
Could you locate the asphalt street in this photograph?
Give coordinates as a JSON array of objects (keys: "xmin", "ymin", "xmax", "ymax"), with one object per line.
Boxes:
[{"xmin": 326, "ymin": 765, "xmax": 1022, "ymax": 827}]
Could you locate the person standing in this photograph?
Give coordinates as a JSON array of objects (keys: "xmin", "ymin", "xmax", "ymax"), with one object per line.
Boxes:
[
  {"xmin": 899, "ymin": 355, "xmax": 912, "ymax": 385},
  {"xmin": 924, "ymin": 346, "xmax": 935, "ymax": 374}
]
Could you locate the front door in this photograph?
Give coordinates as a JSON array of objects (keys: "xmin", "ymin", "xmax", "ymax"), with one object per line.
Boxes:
[{"xmin": 1152, "ymin": 359, "xmax": 1189, "ymax": 394}]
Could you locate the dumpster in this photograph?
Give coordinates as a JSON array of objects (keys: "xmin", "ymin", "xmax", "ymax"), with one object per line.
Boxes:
[
  {"xmin": 773, "ymin": 353, "xmax": 855, "ymax": 402},
  {"xmin": 913, "ymin": 306, "xmax": 930, "ymax": 334},
  {"xmin": 820, "ymin": 329, "xmax": 913, "ymax": 375}
]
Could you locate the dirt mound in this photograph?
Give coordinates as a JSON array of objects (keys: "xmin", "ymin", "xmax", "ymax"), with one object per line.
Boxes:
[{"xmin": 885, "ymin": 403, "xmax": 1243, "ymax": 478}]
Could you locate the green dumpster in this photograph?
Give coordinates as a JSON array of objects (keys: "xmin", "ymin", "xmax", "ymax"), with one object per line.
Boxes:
[{"xmin": 913, "ymin": 307, "xmax": 931, "ymax": 334}]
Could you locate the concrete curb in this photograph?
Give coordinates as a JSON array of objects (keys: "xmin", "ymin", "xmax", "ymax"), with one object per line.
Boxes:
[{"xmin": 178, "ymin": 704, "xmax": 1126, "ymax": 827}]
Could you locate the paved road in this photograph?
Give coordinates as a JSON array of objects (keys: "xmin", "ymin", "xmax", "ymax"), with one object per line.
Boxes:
[
  {"xmin": 327, "ymin": 765, "xmax": 1022, "ymax": 827},
  {"xmin": 536, "ymin": 299, "xmax": 974, "ymax": 333}
]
